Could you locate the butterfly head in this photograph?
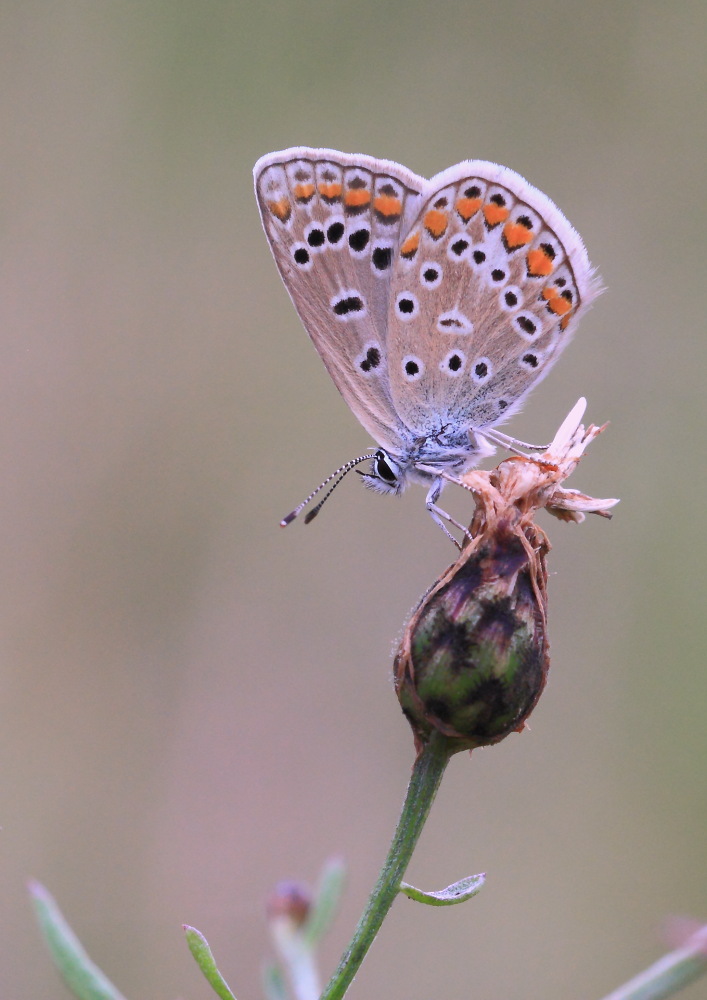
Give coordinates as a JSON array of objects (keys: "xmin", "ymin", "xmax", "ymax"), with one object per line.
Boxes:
[{"xmin": 358, "ymin": 449, "xmax": 408, "ymax": 496}]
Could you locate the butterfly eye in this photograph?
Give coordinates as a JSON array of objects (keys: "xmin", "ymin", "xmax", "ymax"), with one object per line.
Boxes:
[{"xmin": 374, "ymin": 450, "xmax": 399, "ymax": 485}]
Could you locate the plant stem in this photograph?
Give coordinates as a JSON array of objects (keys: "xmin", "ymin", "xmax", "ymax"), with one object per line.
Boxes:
[
  {"xmin": 319, "ymin": 733, "xmax": 452, "ymax": 1000},
  {"xmin": 598, "ymin": 926, "xmax": 707, "ymax": 1000}
]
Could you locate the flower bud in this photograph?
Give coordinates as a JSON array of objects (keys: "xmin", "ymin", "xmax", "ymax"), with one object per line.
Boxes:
[
  {"xmin": 266, "ymin": 880, "xmax": 312, "ymax": 929},
  {"xmin": 394, "ymin": 520, "xmax": 549, "ymax": 754}
]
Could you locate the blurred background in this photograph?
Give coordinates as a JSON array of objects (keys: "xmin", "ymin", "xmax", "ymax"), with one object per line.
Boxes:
[{"xmin": 1, "ymin": 2, "xmax": 705, "ymax": 998}]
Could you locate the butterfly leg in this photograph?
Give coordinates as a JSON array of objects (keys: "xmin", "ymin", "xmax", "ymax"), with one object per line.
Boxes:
[
  {"xmin": 425, "ymin": 479, "xmax": 472, "ymax": 549},
  {"xmin": 483, "ymin": 428, "xmax": 549, "ymax": 454}
]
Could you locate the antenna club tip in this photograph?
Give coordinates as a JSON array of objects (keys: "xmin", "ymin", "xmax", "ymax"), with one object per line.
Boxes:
[{"xmin": 279, "ymin": 454, "xmax": 370, "ymax": 530}]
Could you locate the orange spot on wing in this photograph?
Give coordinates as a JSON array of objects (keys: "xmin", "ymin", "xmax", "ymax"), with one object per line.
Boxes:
[
  {"xmin": 548, "ymin": 295, "xmax": 572, "ymax": 316},
  {"xmin": 424, "ymin": 209, "xmax": 448, "ymax": 239},
  {"xmin": 400, "ymin": 232, "xmax": 420, "ymax": 258},
  {"xmin": 527, "ymin": 247, "xmax": 555, "ymax": 276},
  {"xmin": 455, "ymin": 196, "xmax": 482, "ymax": 222},
  {"xmin": 541, "ymin": 284, "xmax": 573, "ymax": 316},
  {"xmin": 483, "ymin": 202, "xmax": 510, "ymax": 226},
  {"xmin": 293, "ymin": 183, "xmax": 315, "ymax": 202},
  {"xmin": 560, "ymin": 314, "xmax": 571, "ymax": 329},
  {"xmin": 267, "ymin": 198, "xmax": 291, "ymax": 222},
  {"xmin": 542, "ymin": 285, "xmax": 572, "ymax": 317},
  {"xmin": 503, "ymin": 220, "xmax": 534, "ymax": 249},
  {"xmin": 373, "ymin": 194, "xmax": 402, "ymax": 218},
  {"xmin": 318, "ymin": 182, "xmax": 342, "ymax": 201},
  {"xmin": 344, "ymin": 188, "xmax": 371, "ymax": 208}
]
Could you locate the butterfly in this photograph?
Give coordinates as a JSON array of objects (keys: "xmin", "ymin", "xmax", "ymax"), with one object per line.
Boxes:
[{"xmin": 254, "ymin": 147, "xmax": 600, "ymax": 541}]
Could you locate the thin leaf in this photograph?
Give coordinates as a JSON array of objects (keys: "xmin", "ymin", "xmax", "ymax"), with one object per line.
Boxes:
[
  {"xmin": 399, "ymin": 873, "xmax": 485, "ymax": 906},
  {"xmin": 28, "ymin": 880, "xmax": 128, "ymax": 1000},
  {"xmin": 184, "ymin": 925, "xmax": 238, "ymax": 1000},
  {"xmin": 303, "ymin": 857, "xmax": 346, "ymax": 947},
  {"xmin": 599, "ymin": 924, "xmax": 707, "ymax": 1000}
]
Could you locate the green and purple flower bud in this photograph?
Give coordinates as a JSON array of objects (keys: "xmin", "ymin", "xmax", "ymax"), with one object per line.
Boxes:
[
  {"xmin": 395, "ymin": 519, "xmax": 549, "ymax": 754},
  {"xmin": 266, "ymin": 880, "xmax": 312, "ymax": 929}
]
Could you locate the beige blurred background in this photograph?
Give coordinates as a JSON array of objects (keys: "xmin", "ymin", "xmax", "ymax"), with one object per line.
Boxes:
[{"xmin": 1, "ymin": 2, "xmax": 705, "ymax": 998}]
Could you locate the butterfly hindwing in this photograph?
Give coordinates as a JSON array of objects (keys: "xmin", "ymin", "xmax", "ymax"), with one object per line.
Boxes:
[
  {"xmin": 385, "ymin": 161, "xmax": 600, "ymax": 436},
  {"xmin": 254, "ymin": 147, "xmax": 426, "ymax": 452}
]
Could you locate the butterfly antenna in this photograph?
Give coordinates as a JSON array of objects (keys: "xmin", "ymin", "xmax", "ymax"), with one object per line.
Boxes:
[{"xmin": 280, "ymin": 454, "xmax": 372, "ymax": 527}]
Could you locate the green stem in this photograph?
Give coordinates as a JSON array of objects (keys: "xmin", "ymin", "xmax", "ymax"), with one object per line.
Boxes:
[
  {"xmin": 598, "ymin": 927, "xmax": 707, "ymax": 1000},
  {"xmin": 319, "ymin": 733, "xmax": 452, "ymax": 1000}
]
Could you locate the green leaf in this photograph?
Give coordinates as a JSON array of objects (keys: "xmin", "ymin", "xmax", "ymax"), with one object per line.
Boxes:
[
  {"xmin": 28, "ymin": 880, "xmax": 128, "ymax": 1000},
  {"xmin": 184, "ymin": 925, "xmax": 238, "ymax": 1000},
  {"xmin": 303, "ymin": 857, "xmax": 346, "ymax": 947},
  {"xmin": 599, "ymin": 923, "xmax": 707, "ymax": 1000},
  {"xmin": 399, "ymin": 873, "xmax": 485, "ymax": 906}
]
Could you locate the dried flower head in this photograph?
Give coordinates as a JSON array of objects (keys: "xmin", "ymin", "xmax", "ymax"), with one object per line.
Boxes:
[{"xmin": 394, "ymin": 399, "xmax": 618, "ymax": 756}]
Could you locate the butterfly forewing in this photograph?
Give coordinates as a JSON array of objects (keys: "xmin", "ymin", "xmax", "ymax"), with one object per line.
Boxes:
[
  {"xmin": 254, "ymin": 147, "xmax": 427, "ymax": 452},
  {"xmin": 385, "ymin": 161, "xmax": 600, "ymax": 436}
]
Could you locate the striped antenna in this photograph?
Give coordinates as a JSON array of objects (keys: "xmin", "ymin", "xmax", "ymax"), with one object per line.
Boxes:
[{"xmin": 280, "ymin": 454, "xmax": 372, "ymax": 527}]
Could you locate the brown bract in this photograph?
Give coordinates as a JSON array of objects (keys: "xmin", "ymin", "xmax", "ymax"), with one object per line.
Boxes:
[{"xmin": 459, "ymin": 397, "xmax": 618, "ymax": 534}]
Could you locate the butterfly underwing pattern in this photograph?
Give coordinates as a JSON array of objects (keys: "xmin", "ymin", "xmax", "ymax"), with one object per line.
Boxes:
[{"xmin": 254, "ymin": 147, "xmax": 601, "ymax": 537}]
